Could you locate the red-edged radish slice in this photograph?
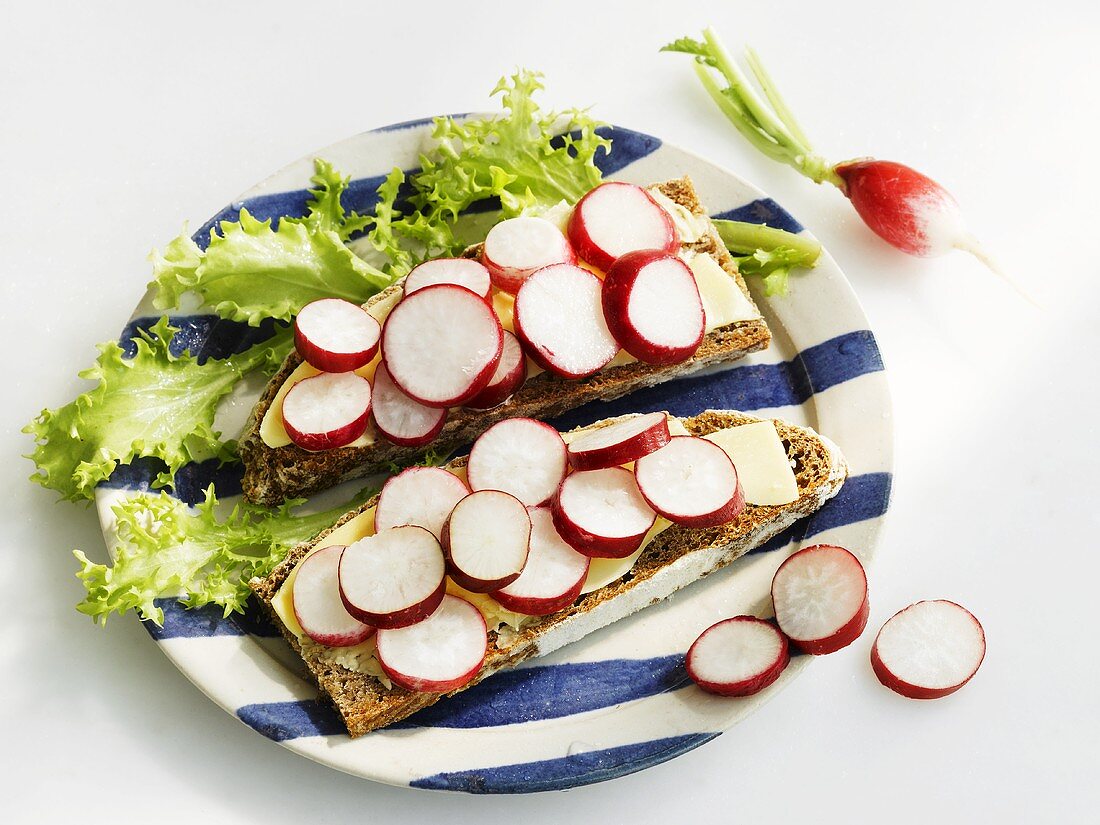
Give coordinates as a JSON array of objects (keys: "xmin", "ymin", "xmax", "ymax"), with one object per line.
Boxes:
[
  {"xmin": 482, "ymin": 216, "xmax": 576, "ymax": 294},
  {"xmin": 381, "ymin": 284, "xmax": 503, "ymax": 408},
  {"xmin": 566, "ymin": 412, "xmax": 671, "ymax": 471},
  {"xmin": 686, "ymin": 616, "xmax": 790, "ymax": 697},
  {"xmin": 513, "ymin": 263, "xmax": 619, "ymax": 379},
  {"xmin": 466, "ymin": 418, "xmax": 567, "ymax": 506},
  {"xmin": 294, "ymin": 298, "xmax": 382, "ymax": 373},
  {"xmin": 404, "ymin": 258, "xmax": 492, "ymax": 300},
  {"xmin": 338, "ymin": 526, "xmax": 446, "ymax": 629},
  {"xmin": 463, "ymin": 330, "xmax": 526, "ymax": 410},
  {"xmin": 291, "ymin": 545, "xmax": 375, "ymax": 647},
  {"xmin": 371, "ymin": 363, "xmax": 447, "ymax": 447},
  {"xmin": 871, "ymin": 600, "xmax": 986, "ymax": 700},
  {"xmin": 602, "ymin": 250, "xmax": 705, "ymax": 365},
  {"xmin": 491, "ymin": 507, "xmax": 590, "ymax": 615},
  {"xmin": 551, "ymin": 466, "xmax": 657, "ymax": 558},
  {"xmin": 771, "ymin": 544, "xmax": 870, "ymax": 655},
  {"xmin": 281, "ymin": 371, "xmax": 372, "ymax": 451},
  {"xmin": 374, "ymin": 466, "xmax": 470, "ymax": 540},
  {"xmin": 634, "ymin": 436, "xmax": 745, "ymax": 528},
  {"xmin": 375, "ymin": 595, "xmax": 487, "ymax": 692},
  {"xmin": 567, "ymin": 182, "xmax": 679, "ymax": 271},
  {"xmin": 442, "ymin": 490, "xmax": 531, "ymax": 592}
]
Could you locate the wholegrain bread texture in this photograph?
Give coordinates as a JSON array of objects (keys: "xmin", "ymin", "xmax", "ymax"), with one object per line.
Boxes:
[
  {"xmin": 239, "ymin": 177, "xmax": 771, "ymax": 505},
  {"xmin": 249, "ymin": 410, "xmax": 847, "ymax": 738}
]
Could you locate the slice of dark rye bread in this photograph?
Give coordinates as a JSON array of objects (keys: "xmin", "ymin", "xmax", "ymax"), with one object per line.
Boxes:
[
  {"xmin": 249, "ymin": 410, "xmax": 848, "ymax": 738},
  {"xmin": 239, "ymin": 177, "xmax": 772, "ymax": 506}
]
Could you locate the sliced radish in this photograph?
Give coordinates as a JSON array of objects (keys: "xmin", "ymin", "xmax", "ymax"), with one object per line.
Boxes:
[
  {"xmin": 281, "ymin": 371, "xmax": 372, "ymax": 451},
  {"xmin": 634, "ymin": 436, "xmax": 745, "ymax": 528},
  {"xmin": 463, "ymin": 330, "xmax": 526, "ymax": 410},
  {"xmin": 294, "ymin": 298, "xmax": 382, "ymax": 373},
  {"xmin": 338, "ymin": 526, "xmax": 446, "ymax": 629},
  {"xmin": 771, "ymin": 544, "xmax": 869, "ymax": 655},
  {"xmin": 491, "ymin": 507, "xmax": 590, "ymax": 615},
  {"xmin": 482, "ymin": 216, "xmax": 576, "ymax": 294},
  {"xmin": 686, "ymin": 616, "xmax": 790, "ymax": 697},
  {"xmin": 381, "ymin": 284, "xmax": 503, "ymax": 408},
  {"xmin": 566, "ymin": 412, "xmax": 671, "ymax": 471},
  {"xmin": 371, "ymin": 363, "xmax": 447, "ymax": 447},
  {"xmin": 466, "ymin": 418, "xmax": 567, "ymax": 506},
  {"xmin": 551, "ymin": 466, "xmax": 657, "ymax": 558},
  {"xmin": 291, "ymin": 545, "xmax": 375, "ymax": 647},
  {"xmin": 442, "ymin": 490, "xmax": 531, "ymax": 592},
  {"xmin": 375, "ymin": 594, "xmax": 487, "ymax": 693},
  {"xmin": 871, "ymin": 600, "xmax": 986, "ymax": 700},
  {"xmin": 404, "ymin": 258, "xmax": 492, "ymax": 300},
  {"xmin": 374, "ymin": 466, "xmax": 470, "ymax": 540},
  {"xmin": 513, "ymin": 263, "xmax": 619, "ymax": 379},
  {"xmin": 567, "ymin": 182, "xmax": 679, "ymax": 272},
  {"xmin": 602, "ymin": 250, "xmax": 705, "ymax": 365}
]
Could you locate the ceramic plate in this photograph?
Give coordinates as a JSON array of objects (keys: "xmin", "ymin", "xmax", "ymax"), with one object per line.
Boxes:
[{"xmin": 94, "ymin": 118, "xmax": 892, "ymax": 793}]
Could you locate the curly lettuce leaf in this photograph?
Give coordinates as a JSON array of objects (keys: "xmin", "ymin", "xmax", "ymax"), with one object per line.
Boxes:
[
  {"xmin": 74, "ymin": 483, "xmax": 376, "ymax": 625},
  {"xmin": 713, "ymin": 218, "xmax": 821, "ymax": 296},
  {"xmin": 24, "ymin": 318, "xmax": 291, "ymax": 503},
  {"xmin": 303, "ymin": 157, "xmax": 371, "ymax": 241}
]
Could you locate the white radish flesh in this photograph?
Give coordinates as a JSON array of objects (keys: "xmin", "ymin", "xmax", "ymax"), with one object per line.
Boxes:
[
  {"xmin": 634, "ymin": 436, "xmax": 744, "ymax": 527},
  {"xmin": 291, "ymin": 546, "xmax": 375, "ymax": 647},
  {"xmin": 602, "ymin": 250, "xmax": 705, "ymax": 365},
  {"xmin": 686, "ymin": 616, "xmax": 790, "ymax": 697},
  {"xmin": 463, "ymin": 330, "xmax": 526, "ymax": 410},
  {"xmin": 442, "ymin": 490, "xmax": 531, "ymax": 592},
  {"xmin": 370, "ymin": 363, "xmax": 447, "ymax": 447},
  {"xmin": 375, "ymin": 595, "xmax": 488, "ymax": 692},
  {"xmin": 491, "ymin": 507, "xmax": 590, "ymax": 616},
  {"xmin": 381, "ymin": 284, "xmax": 503, "ymax": 407},
  {"xmin": 551, "ymin": 466, "xmax": 656, "ymax": 558},
  {"xmin": 771, "ymin": 544, "xmax": 869, "ymax": 655},
  {"xmin": 482, "ymin": 216, "xmax": 576, "ymax": 294},
  {"xmin": 871, "ymin": 600, "xmax": 986, "ymax": 700},
  {"xmin": 567, "ymin": 182, "xmax": 679, "ymax": 271},
  {"xmin": 513, "ymin": 263, "xmax": 619, "ymax": 379},
  {"xmin": 281, "ymin": 371, "xmax": 373, "ymax": 452},
  {"xmin": 294, "ymin": 298, "xmax": 382, "ymax": 373},
  {"xmin": 404, "ymin": 258, "xmax": 492, "ymax": 300},
  {"xmin": 338, "ymin": 526, "xmax": 446, "ymax": 629},
  {"xmin": 374, "ymin": 466, "xmax": 470, "ymax": 540},
  {"xmin": 466, "ymin": 418, "xmax": 567, "ymax": 506},
  {"xmin": 567, "ymin": 412, "xmax": 671, "ymax": 471}
]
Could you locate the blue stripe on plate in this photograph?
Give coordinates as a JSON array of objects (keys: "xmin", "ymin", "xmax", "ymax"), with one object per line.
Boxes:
[
  {"xmin": 97, "ymin": 457, "xmax": 243, "ymax": 504},
  {"xmin": 409, "ymin": 732, "xmax": 718, "ymax": 793},
  {"xmin": 143, "ymin": 596, "xmax": 281, "ymax": 640},
  {"xmin": 237, "ymin": 699, "xmax": 346, "ymax": 741},
  {"xmin": 712, "ymin": 198, "xmax": 804, "ymax": 233},
  {"xmin": 120, "ymin": 315, "xmax": 287, "ymax": 362}
]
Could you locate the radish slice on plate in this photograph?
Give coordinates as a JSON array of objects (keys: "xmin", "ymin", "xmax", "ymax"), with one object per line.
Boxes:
[
  {"xmin": 771, "ymin": 544, "xmax": 869, "ymax": 655},
  {"xmin": 338, "ymin": 526, "xmax": 446, "ymax": 629},
  {"xmin": 567, "ymin": 412, "xmax": 671, "ymax": 471},
  {"xmin": 370, "ymin": 363, "xmax": 447, "ymax": 448},
  {"xmin": 871, "ymin": 600, "xmax": 986, "ymax": 700},
  {"xmin": 634, "ymin": 436, "xmax": 744, "ymax": 528},
  {"xmin": 281, "ymin": 371, "xmax": 372, "ymax": 451},
  {"xmin": 294, "ymin": 298, "xmax": 382, "ymax": 373},
  {"xmin": 482, "ymin": 216, "xmax": 576, "ymax": 294},
  {"xmin": 551, "ymin": 466, "xmax": 657, "ymax": 558},
  {"xmin": 602, "ymin": 250, "xmax": 705, "ymax": 365},
  {"xmin": 374, "ymin": 466, "xmax": 470, "ymax": 540},
  {"xmin": 568, "ymin": 181, "xmax": 679, "ymax": 271},
  {"xmin": 381, "ymin": 284, "xmax": 503, "ymax": 407},
  {"xmin": 463, "ymin": 330, "xmax": 526, "ymax": 410},
  {"xmin": 404, "ymin": 258, "xmax": 492, "ymax": 300},
  {"xmin": 442, "ymin": 490, "xmax": 531, "ymax": 592},
  {"xmin": 291, "ymin": 545, "xmax": 375, "ymax": 647},
  {"xmin": 513, "ymin": 263, "xmax": 619, "ymax": 379},
  {"xmin": 686, "ymin": 616, "xmax": 790, "ymax": 697},
  {"xmin": 467, "ymin": 418, "xmax": 567, "ymax": 506},
  {"xmin": 491, "ymin": 507, "xmax": 590, "ymax": 616},
  {"xmin": 375, "ymin": 594, "xmax": 488, "ymax": 693}
]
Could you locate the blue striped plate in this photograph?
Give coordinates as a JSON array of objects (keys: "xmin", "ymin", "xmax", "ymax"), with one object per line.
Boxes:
[{"xmin": 94, "ymin": 118, "xmax": 893, "ymax": 793}]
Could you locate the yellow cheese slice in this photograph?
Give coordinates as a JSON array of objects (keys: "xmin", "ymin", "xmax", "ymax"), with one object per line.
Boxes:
[
  {"xmin": 704, "ymin": 421, "xmax": 799, "ymax": 506},
  {"xmin": 689, "ymin": 252, "xmax": 760, "ymax": 329}
]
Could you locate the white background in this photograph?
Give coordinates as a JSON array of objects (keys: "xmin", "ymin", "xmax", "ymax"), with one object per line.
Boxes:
[{"xmin": 2, "ymin": 1, "xmax": 1097, "ymax": 822}]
